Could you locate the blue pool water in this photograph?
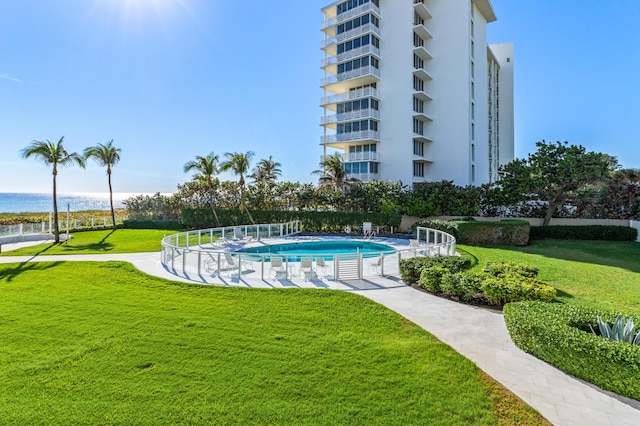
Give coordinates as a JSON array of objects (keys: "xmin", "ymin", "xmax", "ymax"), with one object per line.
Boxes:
[{"xmin": 239, "ymin": 240, "xmax": 395, "ymax": 261}]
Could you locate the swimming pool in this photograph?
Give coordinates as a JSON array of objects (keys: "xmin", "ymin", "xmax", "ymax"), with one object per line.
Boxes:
[{"xmin": 239, "ymin": 240, "xmax": 396, "ymax": 261}]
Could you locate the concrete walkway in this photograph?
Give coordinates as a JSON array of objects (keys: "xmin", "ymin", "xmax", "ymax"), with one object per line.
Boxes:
[{"xmin": 1, "ymin": 247, "xmax": 639, "ymax": 425}]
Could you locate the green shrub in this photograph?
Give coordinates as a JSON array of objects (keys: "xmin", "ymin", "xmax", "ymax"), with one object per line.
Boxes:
[
  {"xmin": 483, "ymin": 262, "xmax": 538, "ymax": 278},
  {"xmin": 400, "ymin": 256, "xmax": 471, "ymax": 286},
  {"xmin": 529, "ymin": 225, "xmax": 637, "ymax": 242},
  {"xmin": 457, "ymin": 220, "xmax": 530, "ymax": 246},
  {"xmin": 480, "ymin": 275, "xmax": 556, "ymax": 307},
  {"xmin": 439, "ymin": 272, "xmax": 484, "ymax": 302},
  {"xmin": 123, "ymin": 220, "xmax": 184, "ymax": 230},
  {"xmin": 414, "ymin": 258, "xmax": 556, "ymax": 307},
  {"xmin": 180, "ymin": 208, "xmax": 401, "ymax": 231},
  {"xmin": 504, "ymin": 302, "xmax": 640, "ymax": 401}
]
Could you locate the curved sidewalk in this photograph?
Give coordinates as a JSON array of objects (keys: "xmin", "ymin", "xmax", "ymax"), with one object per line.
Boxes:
[{"xmin": 1, "ymin": 250, "xmax": 639, "ymax": 425}]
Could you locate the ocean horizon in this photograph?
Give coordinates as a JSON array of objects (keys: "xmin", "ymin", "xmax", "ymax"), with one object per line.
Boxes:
[{"xmin": 0, "ymin": 192, "xmax": 173, "ymax": 214}]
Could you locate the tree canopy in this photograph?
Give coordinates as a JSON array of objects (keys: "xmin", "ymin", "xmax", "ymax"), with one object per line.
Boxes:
[{"xmin": 496, "ymin": 141, "xmax": 618, "ymax": 225}]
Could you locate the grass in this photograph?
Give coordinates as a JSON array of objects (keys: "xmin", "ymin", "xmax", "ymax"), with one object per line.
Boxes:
[
  {"xmin": 1, "ymin": 229, "xmax": 178, "ymax": 256},
  {"xmin": 0, "ymin": 261, "xmax": 547, "ymax": 425},
  {"xmin": 458, "ymin": 240, "xmax": 640, "ymax": 314}
]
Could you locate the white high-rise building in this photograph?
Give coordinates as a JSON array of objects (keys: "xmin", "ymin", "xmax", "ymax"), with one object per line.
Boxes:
[{"xmin": 320, "ymin": 0, "xmax": 514, "ymax": 185}]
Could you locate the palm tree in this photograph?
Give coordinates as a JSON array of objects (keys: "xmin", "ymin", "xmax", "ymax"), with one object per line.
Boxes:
[
  {"xmin": 313, "ymin": 152, "xmax": 359, "ymax": 192},
  {"xmin": 21, "ymin": 137, "xmax": 86, "ymax": 243},
  {"xmin": 184, "ymin": 152, "xmax": 221, "ymax": 226},
  {"xmin": 84, "ymin": 140, "xmax": 121, "ymax": 231},
  {"xmin": 220, "ymin": 151, "xmax": 255, "ymax": 224},
  {"xmin": 250, "ymin": 156, "xmax": 282, "ymax": 184}
]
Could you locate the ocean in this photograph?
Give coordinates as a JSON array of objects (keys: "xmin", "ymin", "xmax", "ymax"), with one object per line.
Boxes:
[{"xmin": 0, "ymin": 192, "xmax": 164, "ymax": 214}]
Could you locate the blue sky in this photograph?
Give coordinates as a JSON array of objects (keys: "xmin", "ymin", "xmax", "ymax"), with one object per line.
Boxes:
[{"xmin": 1, "ymin": 0, "xmax": 639, "ymax": 194}]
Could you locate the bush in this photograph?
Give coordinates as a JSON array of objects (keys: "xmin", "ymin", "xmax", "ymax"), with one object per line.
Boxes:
[
  {"xmin": 399, "ymin": 256, "xmax": 471, "ymax": 286},
  {"xmin": 123, "ymin": 220, "xmax": 184, "ymax": 230},
  {"xmin": 180, "ymin": 208, "xmax": 402, "ymax": 231},
  {"xmin": 414, "ymin": 259, "xmax": 556, "ymax": 307},
  {"xmin": 456, "ymin": 220, "xmax": 530, "ymax": 246},
  {"xmin": 530, "ymin": 225, "xmax": 638, "ymax": 242},
  {"xmin": 504, "ymin": 302, "xmax": 640, "ymax": 401}
]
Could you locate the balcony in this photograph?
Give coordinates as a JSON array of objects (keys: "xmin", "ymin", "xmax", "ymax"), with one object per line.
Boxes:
[
  {"xmin": 321, "ymin": 130, "xmax": 380, "ymax": 145},
  {"xmin": 413, "ymin": 67, "xmax": 433, "ymax": 81},
  {"xmin": 321, "ymin": 108, "xmax": 380, "ymax": 125},
  {"xmin": 347, "ymin": 172, "xmax": 380, "ymax": 182},
  {"xmin": 320, "ymin": 152, "xmax": 380, "ymax": 163},
  {"xmin": 321, "ymin": 2, "xmax": 380, "ymax": 30},
  {"xmin": 413, "ymin": 45, "xmax": 433, "ymax": 62},
  {"xmin": 321, "ymin": 65, "xmax": 381, "ymax": 89},
  {"xmin": 413, "ymin": 24, "xmax": 433, "ymax": 41},
  {"xmin": 321, "ymin": 87, "xmax": 380, "ymax": 107},
  {"xmin": 321, "ymin": 45, "xmax": 381, "ymax": 68},
  {"xmin": 413, "ymin": 90, "xmax": 433, "ymax": 102},
  {"xmin": 413, "ymin": 0, "xmax": 433, "ymax": 20}
]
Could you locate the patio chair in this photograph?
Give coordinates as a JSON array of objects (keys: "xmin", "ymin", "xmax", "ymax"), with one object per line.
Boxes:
[
  {"xmin": 299, "ymin": 257, "xmax": 315, "ymax": 281},
  {"xmin": 270, "ymin": 257, "xmax": 286, "ymax": 280},
  {"xmin": 223, "ymin": 252, "xmax": 253, "ymax": 274},
  {"xmin": 315, "ymin": 257, "xmax": 328, "ymax": 275},
  {"xmin": 409, "ymin": 239, "xmax": 420, "ymax": 248},
  {"xmin": 233, "ymin": 227, "xmax": 254, "ymax": 244},
  {"xmin": 368, "ymin": 256, "xmax": 383, "ymax": 275}
]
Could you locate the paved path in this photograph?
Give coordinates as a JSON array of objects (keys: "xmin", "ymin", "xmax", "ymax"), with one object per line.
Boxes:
[{"xmin": 1, "ymin": 247, "xmax": 639, "ymax": 425}]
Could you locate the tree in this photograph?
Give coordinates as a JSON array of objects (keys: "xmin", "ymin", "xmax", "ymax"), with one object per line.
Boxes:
[
  {"xmin": 496, "ymin": 141, "xmax": 617, "ymax": 225},
  {"xmin": 184, "ymin": 153, "xmax": 221, "ymax": 226},
  {"xmin": 220, "ymin": 151, "xmax": 255, "ymax": 224},
  {"xmin": 21, "ymin": 137, "xmax": 86, "ymax": 242},
  {"xmin": 313, "ymin": 152, "xmax": 359, "ymax": 192},
  {"xmin": 250, "ymin": 156, "xmax": 282, "ymax": 184},
  {"xmin": 84, "ymin": 140, "xmax": 121, "ymax": 230}
]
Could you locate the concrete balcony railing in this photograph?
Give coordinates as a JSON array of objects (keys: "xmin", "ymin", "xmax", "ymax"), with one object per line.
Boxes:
[
  {"xmin": 321, "ymin": 130, "xmax": 380, "ymax": 144},
  {"xmin": 321, "ymin": 2, "xmax": 380, "ymax": 30},
  {"xmin": 321, "ymin": 65, "xmax": 380, "ymax": 87},
  {"xmin": 321, "ymin": 108, "xmax": 380, "ymax": 125},
  {"xmin": 321, "ymin": 45, "xmax": 381, "ymax": 67},
  {"xmin": 321, "ymin": 87, "xmax": 380, "ymax": 106}
]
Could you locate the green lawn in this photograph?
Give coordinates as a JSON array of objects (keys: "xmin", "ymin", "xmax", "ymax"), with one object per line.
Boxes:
[
  {"xmin": 0, "ymin": 261, "xmax": 546, "ymax": 425},
  {"xmin": 1, "ymin": 229, "xmax": 177, "ymax": 256},
  {"xmin": 458, "ymin": 240, "xmax": 640, "ymax": 314}
]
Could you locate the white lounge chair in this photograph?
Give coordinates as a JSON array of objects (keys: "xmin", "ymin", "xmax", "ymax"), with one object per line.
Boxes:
[
  {"xmin": 270, "ymin": 257, "xmax": 286, "ymax": 280},
  {"xmin": 369, "ymin": 256, "xmax": 383, "ymax": 275},
  {"xmin": 233, "ymin": 227, "xmax": 253, "ymax": 244},
  {"xmin": 223, "ymin": 252, "xmax": 253, "ymax": 274},
  {"xmin": 299, "ymin": 257, "xmax": 315, "ymax": 281}
]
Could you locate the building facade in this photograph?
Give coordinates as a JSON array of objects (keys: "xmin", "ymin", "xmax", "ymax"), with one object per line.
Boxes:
[{"xmin": 320, "ymin": 0, "xmax": 514, "ymax": 186}]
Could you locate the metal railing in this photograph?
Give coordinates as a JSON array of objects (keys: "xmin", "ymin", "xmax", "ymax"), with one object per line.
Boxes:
[
  {"xmin": 321, "ymin": 130, "xmax": 380, "ymax": 144},
  {"xmin": 160, "ymin": 222, "xmax": 458, "ymax": 283},
  {"xmin": 0, "ymin": 216, "xmax": 123, "ymax": 238},
  {"xmin": 320, "ymin": 108, "xmax": 380, "ymax": 125},
  {"xmin": 321, "ymin": 87, "xmax": 379, "ymax": 106},
  {"xmin": 321, "ymin": 65, "xmax": 380, "ymax": 87}
]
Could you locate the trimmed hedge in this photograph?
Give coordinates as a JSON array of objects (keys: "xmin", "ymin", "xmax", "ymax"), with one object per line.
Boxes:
[
  {"xmin": 530, "ymin": 225, "xmax": 638, "ymax": 242},
  {"xmin": 401, "ymin": 258, "xmax": 557, "ymax": 308},
  {"xmin": 411, "ymin": 219, "xmax": 530, "ymax": 246},
  {"xmin": 399, "ymin": 256, "xmax": 471, "ymax": 286},
  {"xmin": 504, "ymin": 302, "xmax": 640, "ymax": 401},
  {"xmin": 123, "ymin": 220, "xmax": 185, "ymax": 230},
  {"xmin": 456, "ymin": 220, "xmax": 530, "ymax": 246},
  {"xmin": 180, "ymin": 208, "xmax": 401, "ymax": 231}
]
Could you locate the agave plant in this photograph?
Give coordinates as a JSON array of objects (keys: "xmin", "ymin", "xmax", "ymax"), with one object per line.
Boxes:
[{"xmin": 590, "ymin": 316, "xmax": 640, "ymax": 345}]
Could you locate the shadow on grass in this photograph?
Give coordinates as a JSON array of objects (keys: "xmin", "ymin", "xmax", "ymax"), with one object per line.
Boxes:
[{"xmin": 0, "ymin": 261, "xmax": 64, "ymax": 282}]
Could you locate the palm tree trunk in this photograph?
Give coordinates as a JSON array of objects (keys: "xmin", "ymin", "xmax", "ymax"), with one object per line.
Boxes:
[
  {"xmin": 240, "ymin": 186, "xmax": 255, "ymax": 224},
  {"xmin": 52, "ymin": 171, "xmax": 60, "ymax": 243},
  {"xmin": 108, "ymin": 171, "xmax": 116, "ymax": 231},
  {"xmin": 209, "ymin": 192, "xmax": 220, "ymax": 227}
]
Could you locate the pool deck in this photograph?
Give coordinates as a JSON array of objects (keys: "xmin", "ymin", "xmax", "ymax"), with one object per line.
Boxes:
[{"xmin": 1, "ymin": 238, "xmax": 639, "ymax": 425}]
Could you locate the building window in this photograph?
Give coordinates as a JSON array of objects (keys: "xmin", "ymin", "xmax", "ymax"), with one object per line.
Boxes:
[
  {"xmin": 413, "ymin": 118, "xmax": 424, "ymax": 135},
  {"xmin": 337, "ymin": 120, "xmax": 378, "ymax": 134},
  {"xmin": 337, "ymin": 0, "xmax": 379, "ymax": 16},
  {"xmin": 413, "ymin": 162, "xmax": 425, "ymax": 177},
  {"xmin": 471, "ymin": 144, "xmax": 475, "ymax": 161},
  {"xmin": 471, "ymin": 123, "xmax": 475, "ymax": 140},
  {"xmin": 413, "ymin": 54, "xmax": 424, "ymax": 70},
  {"xmin": 414, "ymin": 12, "xmax": 425, "ymax": 26},
  {"xmin": 413, "ymin": 97, "xmax": 424, "ymax": 113},
  {"xmin": 413, "ymin": 140, "xmax": 424, "ymax": 156},
  {"xmin": 413, "ymin": 76, "xmax": 424, "ymax": 91},
  {"xmin": 337, "ymin": 56, "xmax": 379, "ymax": 74},
  {"xmin": 413, "ymin": 32, "xmax": 424, "ymax": 48},
  {"xmin": 337, "ymin": 98, "xmax": 379, "ymax": 114},
  {"xmin": 337, "ymin": 34, "xmax": 380, "ymax": 54},
  {"xmin": 336, "ymin": 13, "xmax": 379, "ymax": 34},
  {"xmin": 472, "ymin": 165, "xmax": 475, "ymax": 182}
]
